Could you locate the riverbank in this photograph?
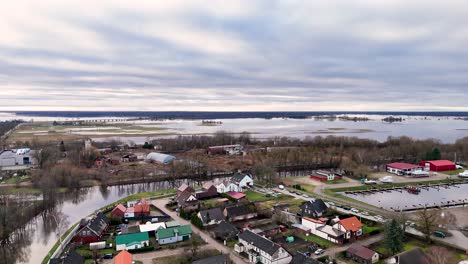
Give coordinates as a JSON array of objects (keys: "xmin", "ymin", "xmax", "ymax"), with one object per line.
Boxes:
[{"xmin": 42, "ymin": 188, "xmax": 176, "ymax": 264}]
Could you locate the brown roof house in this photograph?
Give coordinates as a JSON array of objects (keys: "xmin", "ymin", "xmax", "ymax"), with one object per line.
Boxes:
[
  {"xmin": 346, "ymin": 244, "xmax": 379, "ymax": 264},
  {"xmin": 175, "ymin": 191, "xmax": 199, "ymax": 211},
  {"xmin": 111, "ymin": 204, "xmax": 127, "ymax": 220},
  {"xmin": 195, "ymin": 182, "xmax": 219, "ymax": 199},
  {"xmin": 177, "ymin": 184, "xmax": 195, "ymax": 195}
]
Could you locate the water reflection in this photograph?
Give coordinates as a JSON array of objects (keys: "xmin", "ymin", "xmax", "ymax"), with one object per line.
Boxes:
[{"xmin": 1, "ymin": 178, "xmax": 223, "ymax": 264}]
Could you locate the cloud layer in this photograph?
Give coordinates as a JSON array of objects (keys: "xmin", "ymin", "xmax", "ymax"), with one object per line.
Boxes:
[{"xmin": 1, "ymin": 0, "xmax": 468, "ymax": 111}]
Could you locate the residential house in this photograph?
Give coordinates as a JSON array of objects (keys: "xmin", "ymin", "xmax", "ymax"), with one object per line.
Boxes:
[
  {"xmin": 111, "ymin": 204, "xmax": 126, "ymax": 220},
  {"xmin": 175, "ymin": 191, "xmax": 199, "ymax": 210},
  {"xmin": 177, "ymin": 184, "xmax": 195, "ymax": 196},
  {"xmin": 134, "ymin": 199, "xmax": 150, "ymax": 217},
  {"xmin": 215, "ymin": 180, "xmax": 240, "ymax": 193},
  {"xmin": 273, "ymin": 204, "xmax": 300, "ymax": 224},
  {"xmin": 333, "ymin": 216, "xmax": 363, "ymax": 242},
  {"xmin": 235, "ymin": 230, "xmax": 292, "ymax": 264},
  {"xmin": 346, "ymin": 244, "xmax": 379, "ymax": 264},
  {"xmin": 214, "ymin": 221, "xmax": 239, "ymax": 242},
  {"xmin": 124, "ymin": 208, "xmax": 135, "ymax": 218},
  {"xmin": 230, "ymin": 173, "xmax": 254, "ymax": 191},
  {"xmin": 74, "ymin": 212, "xmax": 109, "ymax": 244},
  {"xmin": 157, "ymin": 225, "xmax": 192, "ymax": 245},
  {"xmin": 300, "ymin": 199, "xmax": 328, "ymax": 218},
  {"xmin": 192, "ymin": 255, "xmax": 228, "ymax": 264},
  {"xmin": 50, "ymin": 249, "xmax": 84, "ymax": 264},
  {"xmin": 116, "ymin": 232, "xmax": 150, "ymax": 251},
  {"xmin": 302, "ymin": 217, "xmax": 346, "ymax": 244},
  {"xmin": 114, "ymin": 250, "xmax": 133, "ymax": 264},
  {"xmin": 195, "ymin": 182, "xmax": 218, "ymax": 199},
  {"xmin": 197, "ymin": 208, "xmax": 225, "ymax": 226},
  {"xmin": 224, "ymin": 204, "xmax": 258, "ymax": 222},
  {"xmin": 395, "ymin": 248, "xmax": 427, "ymax": 264},
  {"xmin": 165, "ymin": 221, "xmax": 180, "ymax": 228}
]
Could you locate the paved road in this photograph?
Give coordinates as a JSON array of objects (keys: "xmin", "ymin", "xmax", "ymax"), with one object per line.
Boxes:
[
  {"xmin": 151, "ymin": 199, "xmax": 247, "ymax": 264},
  {"xmin": 406, "ymin": 227, "xmax": 468, "ymax": 252},
  {"xmin": 313, "ymin": 233, "xmax": 384, "ymax": 259}
]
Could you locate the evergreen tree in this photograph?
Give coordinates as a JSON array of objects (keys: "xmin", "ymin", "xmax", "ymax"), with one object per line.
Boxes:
[{"xmin": 385, "ymin": 219, "xmax": 404, "ymax": 255}]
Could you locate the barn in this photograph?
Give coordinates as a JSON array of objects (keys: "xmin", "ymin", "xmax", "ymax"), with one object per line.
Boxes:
[{"xmin": 418, "ymin": 160, "xmax": 456, "ymax": 172}]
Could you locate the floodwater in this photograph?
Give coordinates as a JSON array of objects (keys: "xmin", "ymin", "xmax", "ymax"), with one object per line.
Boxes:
[
  {"xmin": 1, "ymin": 112, "xmax": 468, "ymax": 143},
  {"xmin": 1, "ymin": 179, "xmax": 213, "ymax": 264},
  {"xmin": 91, "ymin": 116, "xmax": 468, "ymax": 144},
  {"xmin": 344, "ymin": 183, "xmax": 468, "ymax": 211}
]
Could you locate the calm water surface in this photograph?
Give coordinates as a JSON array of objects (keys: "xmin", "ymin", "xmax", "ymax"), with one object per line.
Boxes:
[
  {"xmin": 3, "ymin": 179, "xmax": 209, "ymax": 264},
  {"xmin": 344, "ymin": 183, "xmax": 468, "ymax": 211}
]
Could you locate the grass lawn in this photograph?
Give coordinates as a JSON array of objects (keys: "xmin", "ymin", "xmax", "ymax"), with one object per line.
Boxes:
[
  {"xmin": 245, "ymin": 190, "xmax": 267, "ymax": 202},
  {"xmin": 226, "ymin": 240, "xmax": 238, "ymax": 248},
  {"xmin": 296, "ymin": 233, "xmax": 335, "ymax": 248},
  {"xmin": 323, "ymin": 179, "xmax": 348, "ymax": 184},
  {"xmin": 201, "ymin": 198, "xmax": 220, "ymax": 208}
]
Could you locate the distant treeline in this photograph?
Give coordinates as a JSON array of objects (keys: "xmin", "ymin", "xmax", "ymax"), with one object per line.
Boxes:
[
  {"xmin": 0, "ymin": 120, "xmax": 22, "ymax": 138},
  {"xmin": 13, "ymin": 111, "xmax": 468, "ymax": 119}
]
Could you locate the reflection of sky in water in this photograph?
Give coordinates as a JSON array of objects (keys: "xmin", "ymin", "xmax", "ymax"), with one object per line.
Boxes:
[
  {"xmin": 20, "ymin": 178, "xmax": 220, "ymax": 264},
  {"xmin": 344, "ymin": 184, "xmax": 468, "ymax": 211},
  {"xmin": 96, "ymin": 116, "xmax": 468, "ymax": 144}
]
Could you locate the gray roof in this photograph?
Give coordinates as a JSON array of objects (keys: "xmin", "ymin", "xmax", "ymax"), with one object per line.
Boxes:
[
  {"xmin": 192, "ymin": 254, "xmax": 227, "ymax": 264},
  {"xmin": 225, "ymin": 204, "xmax": 256, "ymax": 218},
  {"xmin": 291, "ymin": 253, "xmax": 322, "ymax": 264},
  {"xmin": 86, "ymin": 212, "xmax": 109, "ymax": 236},
  {"xmin": 301, "ymin": 199, "xmax": 328, "ymax": 215},
  {"xmin": 230, "ymin": 173, "xmax": 250, "ymax": 183},
  {"xmin": 214, "ymin": 221, "xmax": 239, "ymax": 239},
  {"xmin": 198, "ymin": 208, "xmax": 224, "ymax": 224},
  {"xmin": 50, "ymin": 249, "xmax": 84, "ymax": 264},
  {"xmin": 238, "ymin": 230, "xmax": 281, "ymax": 256},
  {"xmin": 397, "ymin": 248, "xmax": 426, "ymax": 264}
]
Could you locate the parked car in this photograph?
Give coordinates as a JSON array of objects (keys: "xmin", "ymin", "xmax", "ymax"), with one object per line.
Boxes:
[
  {"xmin": 351, "ymin": 208, "xmax": 360, "ymax": 213},
  {"xmin": 103, "ymin": 254, "xmax": 113, "ymax": 259},
  {"xmin": 328, "ymin": 202, "xmax": 335, "ymax": 206},
  {"xmin": 361, "ymin": 211, "xmax": 369, "ymax": 216},
  {"xmin": 343, "ymin": 206, "xmax": 351, "ymax": 210},
  {"xmin": 302, "ymin": 193, "xmax": 309, "ymax": 198},
  {"xmin": 433, "ymin": 231, "xmax": 446, "ymax": 238},
  {"xmin": 314, "ymin": 249, "xmax": 325, "ymax": 255},
  {"xmin": 278, "ymin": 185, "xmax": 285, "ymax": 190}
]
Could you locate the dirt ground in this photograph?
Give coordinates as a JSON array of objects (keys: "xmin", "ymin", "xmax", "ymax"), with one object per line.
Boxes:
[{"xmin": 444, "ymin": 207, "xmax": 468, "ymax": 227}]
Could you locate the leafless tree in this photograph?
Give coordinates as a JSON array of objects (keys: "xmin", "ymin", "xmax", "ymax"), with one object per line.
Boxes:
[
  {"xmin": 416, "ymin": 208, "xmax": 440, "ymax": 243},
  {"xmin": 424, "ymin": 246, "xmax": 455, "ymax": 264}
]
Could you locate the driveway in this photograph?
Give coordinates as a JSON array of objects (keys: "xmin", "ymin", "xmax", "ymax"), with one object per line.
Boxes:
[
  {"xmin": 313, "ymin": 233, "xmax": 384, "ymax": 259},
  {"xmin": 151, "ymin": 199, "xmax": 247, "ymax": 264}
]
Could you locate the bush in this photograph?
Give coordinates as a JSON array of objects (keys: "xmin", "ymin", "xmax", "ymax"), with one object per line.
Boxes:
[
  {"xmin": 191, "ymin": 213, "xmax": 203, "ymax": 229},
  {"xmin": 128, "ymin": 246, "xmax": 154, "ymax": 253}
]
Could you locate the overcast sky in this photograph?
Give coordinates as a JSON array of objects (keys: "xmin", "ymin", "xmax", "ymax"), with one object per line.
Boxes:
[{"xmin": 1, "ymin": 0, "xmax": 468, "ymax": 111}]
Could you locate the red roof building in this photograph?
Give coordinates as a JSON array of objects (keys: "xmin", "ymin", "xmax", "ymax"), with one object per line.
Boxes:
[
  {"xmin": 339, "ymin": 217, "xmax": 363, "ymax": 232},
  {"xmin": 419, "ymin": 160, "xmax": 456, "ymax": 172},
  {"xmin": 114, "ymin": 250, "xmax": 132, "ymax": 264},
  {"xmin": 226, "ymin": 191, "xmax": 246, "ymax": 200},
  {"xmin": 111, "ymin": 204, "xmax": 126, "ymax": 219}
]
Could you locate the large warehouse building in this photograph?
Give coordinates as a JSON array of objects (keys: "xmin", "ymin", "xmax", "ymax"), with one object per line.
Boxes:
[{"xmin": 418, "ymin": 160, "xmax": 456, "ymax": 172}]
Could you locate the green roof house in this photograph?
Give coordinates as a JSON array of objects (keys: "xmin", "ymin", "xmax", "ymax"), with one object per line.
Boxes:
[
  {"xmin": 116, "ymin": 232, "xmax": 150, "ymax": 251},
  {"xmin": 157, "ymin": 225, "xmax": 192, "ymax": 245}
]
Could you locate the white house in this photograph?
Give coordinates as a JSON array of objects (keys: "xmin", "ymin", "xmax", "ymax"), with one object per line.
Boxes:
[
  {"xmin": 302, "ymin": 217, "xmax": 346, "ymax": 244},
  {"xmin": 215, "ymin": 180, "xmax": 241, "ymax": 193},
  {"xmin": 231, "ymin": 173, "xmax": 254, "ymax": 189},
  {"xmin": 139, "ymin": 222, "xmax": 166, "ymax": 233},
  {"xmin": 236, "ymin": 230, "xmax": 292, "ymax": 264},
  {"xmin": 116, "ymin": 232, "xmax": 150, "ymax": 251}
]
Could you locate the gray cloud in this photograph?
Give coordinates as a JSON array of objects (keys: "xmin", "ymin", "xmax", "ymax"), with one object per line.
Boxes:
[{"xmin": 0, "ymin": 0, "xmax": 467, "ymax": 111}]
